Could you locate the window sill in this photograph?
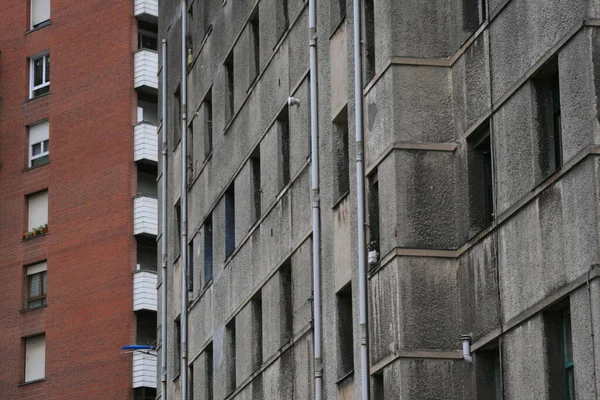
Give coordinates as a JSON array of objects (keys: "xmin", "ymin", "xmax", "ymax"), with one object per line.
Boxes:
[
  {"xmin": 25, "ymin": 21, "xmax": 52, "ymax": 35},
  {"xmin": 18, "ymin": 378, "xmax": 46, "ymax": 387},
  {"xmin": 23, "ymin": 161, "xmax": 50, "ymax": 172},
  {"xmin": 22, "ymin": 232, "xmax": 49, "ymax": 242},
  {"xmin": 20, "ymin": 304, "xmax": 47, "ymax": 314},
  {"xmin": 336, "ymin": 369, "xmax": 354, "ymax": 385},
  {"xmin": 332, "ymin": 191, "xmax": 350, "ymax": 210},
  {"xmin": 172, "ymin": 372, "xmax": 180, "ymax": 383},
  {"xmin": 24, "ymin": 92, "xmax": 51, "ymax": 104}
]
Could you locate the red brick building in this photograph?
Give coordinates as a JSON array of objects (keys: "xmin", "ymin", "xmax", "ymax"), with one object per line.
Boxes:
[{"xmin": 0, "ymin": 1, "xmax": 159, "ymax": 399}]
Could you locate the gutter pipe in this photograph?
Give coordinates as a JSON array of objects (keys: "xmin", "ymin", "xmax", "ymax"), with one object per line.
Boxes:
[
  {"xmin": 161, "ymin": 39, "xmax": 168, "ymax": 400},
  {"xmin": 352, "ymin": 0, "xmax": 370, "ymax": 398},
  {"xmin": 180, "ymin": 1, "xmax": 189, "ymax": 398},
  {"xmin": 308, "ymin": 0, "xmax": 323, "ymax": 398}
]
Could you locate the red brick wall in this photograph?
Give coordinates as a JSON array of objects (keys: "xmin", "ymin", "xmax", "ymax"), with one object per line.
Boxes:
[{"xmin": 0, "ymin": 1, "xmax": 139, "ymax": 398}]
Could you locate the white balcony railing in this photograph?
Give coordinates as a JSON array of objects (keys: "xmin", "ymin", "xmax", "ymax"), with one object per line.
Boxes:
[
  {"xmin": 133, "ymin": 270, "xmax": 157, "ymax": 312},
  {"xmin": 133, "ymin": 351, "xmax": 157, "ymax": 388},
  {"xmin": 134, "ymin": 196, "xmax": 158, "ymax": 236},
  {"xmin": 134, "ymin": 122, "xmax": 158, "ymax": 163},
  {"xmin": 134, "ymin": 0, "xmax": 158, "ymax": 22},
  {"xmin": 134, "ymin": 50, "xmax": 158, "ymax": 91}
]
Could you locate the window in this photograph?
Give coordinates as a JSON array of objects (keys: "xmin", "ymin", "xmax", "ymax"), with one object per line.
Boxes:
[
  {"xmin": 137, "ymin": 164, "xmax": 158, "ymax": 197},
  {"xmin": 224, "ymin": 53, "xmax": 234, "ymax": 123},
  {"xmin": 225, "ymin": 185, "xmax": 235, "ymax": 257},
  {"xmin": 30, "ymin": 0, "xmax": 50, "ymax": 29},
  {"xmin": 189, "ymin": 363, "xmax": 194, "ymax": 400},
  {"xmin": 138, "ymin": 22, "xmax": 158, "ymax": 51},
  {"xmin": 363, "ymin": 0, "xmax": 376, "ymax": 84},
  {"xmin": 249, "ymin": 10, "xmax": 260, "ymax": 83},
  {"xmin": 204, "ymin": 216, "xmax": 213, "ymax": 284},
  {"xmin": 174, "ymin": 317, "xmax": 181, "ymax": 377},
  {"xmin": 137, "ymin": 98, "xmax": 158, "ymax": 124},
  {"xmin": 174, "ymin": 201, "xmax": 182, "ymax": 260},
  {"xmin": 30, "ymin": 53, "xmax": 50, "ymax": 98},
  {"xmin": 26, "ymin": 262, "xmax": 47, "ymax": 308},
  {"xmin": 467, "ymin": 125, "xmax": 494, "ymax": 236},
  {"xmin": 250, "ymin": 148, "xmax": 261, "ymax": 223},
  {"xmin": 28, "ymin": 190, "xmax": 48, "ymax": 232},
  {"xmin": 279, "ymin": 259, "xmax": 293, "ymax": 344},
  {"xmin": 333, "ymin": 107, "xmax": 349, "ymax": 202},
  {"xmin": 476, "ymin": 345, "xmax": 502, "ymax": 400},
  {"xmin": 277, "ymin": 107, "xmax": 291, "ymax": 190},
  {"xmin": 367, "ymin": 171, "xmax": 380, "ymax": 265},
  {"xmin": 188, "ymin": 241, "xmax": 194, "ymax": 293},
  {"xmin": 134, "ymin": 387, "xmax": 157, "ymax": 400},
  {"xmin": 24, "ymin": 334, "xmax": 45, "ymax": 382},
  {"xmin": 204, "ymin": 343, "xmax": 214, "ymax": 400},
  {"xmin": 203, "ymin": 90, "xmax": 213, "ymax": 157},
  {"xmin": 276, "ymin": 0, "xmax": 289, "ymax": 39},
  {"xmin": 225, "ymin": 320, "xmax": 236, "ymax": 395},
  {"xmin": 28, "ymin": 121, "xmax": 49, "ymax": 168},
  {"xmin": 533, "ymin": 59, "xmax": 562, "ymax": 178},
  {"xmin": 336, "ymin": 283, "xmax": 353, "ymax": 378},
  {"xmin": 463, "ymin": 0, "xmax": 486, "ymax": 32},
  {"xmin": 251, "ymin": 292, "xmax": 263, "ymax": 370},
  {"xmin": 173, "ymin": 86, "xmax": 181, "ymax": 146},
  {"xmin": 545, "ymin": 304, "xmax": 575, "ymax": 400},
  {"xmin": 331, "ymin": 0, "xmax": 346, "ymax": 30},
  {"xmin": 562, "ymin": 311, "xmax": 575, "ymax": 400},
  {"xmin": 372, "ymin": 373, "xmax": 384, "ymax": 400}
]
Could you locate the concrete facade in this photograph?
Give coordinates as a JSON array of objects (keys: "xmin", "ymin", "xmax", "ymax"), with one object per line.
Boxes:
[
  {"xmin": 159, "ymin": 0, "xmax": 600, "ymax": 398},
  {"xmin": 0, "ymin": 1, "xmax": 159, "ymax": 399}
]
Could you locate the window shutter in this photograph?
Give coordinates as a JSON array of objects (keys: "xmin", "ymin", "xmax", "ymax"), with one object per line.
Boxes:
[
  {"xmin": 27, "ymin": 262, "xmax": 47, "ymax": 275},
  {"xmin": 29, "ymin": 121, "xmax": 49, "ymax": 145},
  {"xmin": 28, "ymin": 191, "xmax": 48, "ymax": 231},
  {"xmin": 25, "ymin": 335, "xmax": 45, "ymax": 382},
  {"xmin": 31, "ymin": 0, "xmax": 51, "ymax": 28}
]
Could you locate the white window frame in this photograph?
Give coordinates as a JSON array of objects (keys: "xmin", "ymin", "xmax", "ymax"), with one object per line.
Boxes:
[
  {"xmin": 29, "ymin": 53, "xmax": 50, "ymax": 99},
  {"xmin": 27, "ymin": 190, "xmax": 48, "ymax": 232},
  {"xmin": 30, "ymin": 0, "xmax": 51, "ymax": 29},
  {"xmin": 28, "ymin": 121, "xmax": 50, "ymax": 168}
]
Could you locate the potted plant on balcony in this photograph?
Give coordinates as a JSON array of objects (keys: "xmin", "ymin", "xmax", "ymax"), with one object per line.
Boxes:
[
  {"xmin": 23, "ymin": 232, "xmax": 29, "ymax": 239},
  {"xmin": 39, "ymin": 225, "xmax": 47, "ymax": 234}
]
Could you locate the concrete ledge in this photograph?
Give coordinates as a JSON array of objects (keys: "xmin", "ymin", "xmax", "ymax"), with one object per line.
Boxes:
[{"xmin": 370, "ymin": 349, "xmax": 463, "ymax": 375}]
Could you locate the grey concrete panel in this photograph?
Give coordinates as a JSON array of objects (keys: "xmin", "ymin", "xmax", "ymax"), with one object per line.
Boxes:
[{"xmin": 290, "ymin": 167, "xmax": 311, "ymax": 243}]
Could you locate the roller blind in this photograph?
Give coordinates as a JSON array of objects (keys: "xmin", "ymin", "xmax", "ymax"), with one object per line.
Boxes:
[
  {"xmin": 31, "ymin": 0, "xmax": 50, "ymax": 28},
  {"xmin": 25, "ymin": 335, "xmax": 45, "ymax": 382},
  {"xmin": 29, "ymin": 121, "xmax": 49, "ymax": 145},
  {"xmin": 28, "ymin": 191, "xmax": 48, "ymax": 231},
  {"xmin": 27, "ymin": 262, "xmax": 47, "ymax": 275}
]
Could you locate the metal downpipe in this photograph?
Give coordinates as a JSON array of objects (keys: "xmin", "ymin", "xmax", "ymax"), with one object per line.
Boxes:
[
  {"xmin": 352, "ymin": 0, "xmax": 370, "ymax": 398},
  {"xmin": 308, "ymin": 0, "xmax": 322, "ymax": 399},
  {"xmin": 161, "ymin": 38, "xmax": 168, "ymax": 400},
  {"xmin": 180, "ymin": 1, "xmax": 189, "ymax": 398}
]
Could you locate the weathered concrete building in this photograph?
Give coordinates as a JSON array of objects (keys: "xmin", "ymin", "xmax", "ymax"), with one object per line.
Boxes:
[{"xmin": 159, "ymin": 0, "xmax": 600, "ymax": 399}]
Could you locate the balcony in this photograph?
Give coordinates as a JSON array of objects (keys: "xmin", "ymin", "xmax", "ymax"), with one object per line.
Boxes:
[
  {"xmin": 133, "ymin": 351, "xmax": 157, "ymax": 389},
  {"xmin": 134, "ymin": 196, "xmax": 158, "ymax": 237},
  {"xmin": 134, "ymin": 122, "xmax": 158, "ymax": 164},
  {"xmin": 134, "ymin": 0, "xmax": 158, "ymax": 23},
  {"xmin": 134, "ymin": 50, "xmax": 158, "ymax": 94},
  {"xmin": 133, "ymin": 270, "xmax": 157, "ymax": 312}
]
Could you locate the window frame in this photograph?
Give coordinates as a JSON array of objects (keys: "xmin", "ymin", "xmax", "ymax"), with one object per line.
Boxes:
[
  {"xmin": 26, "ymin": 262, "xmax": 47, "ymax": 309},
  {"xmin": 562, "ymin": 310, "xmax": 575, "ymax": 400},
  {"xmin": 28, "ymin": 121, "xmax": 50, "ymax": 168},
  {"xmin": 24, "ymin": 334, "xmax": 46, "ymax": 383},
  {"xmin": 29, "ymin": 53, "xmax": 50, "ymax": 99}
]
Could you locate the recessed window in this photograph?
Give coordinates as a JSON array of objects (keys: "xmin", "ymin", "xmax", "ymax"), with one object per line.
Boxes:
[
  {"xmin": 224, "ymin": 52, "xmax": 234, "ymax": 123},
  {"xmin": 203, "ymin": 90, "xmax": 213, "ymax": 157},
  {"xmin": 28, "ymin": 121, "xmax": 49, "ymax": 168},
  {"xmin": 279, "ymin": 259, "xmax": 293, "ymax": 345},
  {"xmin": 250, "ymin": 148, "xmax": 261, "ymax": 224},
  {"xmin": 174, "ymin": 317, "xmax": 181, "ymax": 377},
  {"xmin": 203, "ymin": 215, "xmax": 213, "ymax": 284},
  {"xmin": 277, "ymin": 107, "xmax": 290, "ymax": 190},
  {"xmin": 30, "ymin": 0, "xmax": 50, "ymax": 29},
  {"xmin": 463, "ymin": 0, "xmax": 487, "ymax": 32},
  {"xmin": 204, "ymin": 343, "xmax": 214, "ymax": 400},
  {"xmin": 475, "ymin": 344, "xmax": 502, "ymax": 400},
  {"xmin": 332, "ymin": 107, "xmax": 349, "ymax": 203},
  {"xmin": 27, "ymin": 190, "xmax": 48, "ymax": 232},
  {"xmin": 138, "ymin": 22, "xmax": 158, "ymax": 51},
  {"xmin": 363, "ymin": 0, "xmax": 376, "ymax": 84},
  {"xmin": 24, "ymin": 334, "xmax": 45, "ymax": 382},
  {"xmin": 467, "ymin": 125, "xmax": 494, "ymax": 235},
  {"xmin": 173, "ymin": 86, "xmax": 181, "ymax": 146},
  {"xmin": 250, "ymin": 292, "xmax": 263, "ymax": 371},
  {"xmin": 544, "ymin": 303, "xmax": 575, "ymax": 400},
  {"xmin": 30, "ymin": 53, "xmax": 50, "ymax": 98},
  {"xmin": 249, "ymin": 10, "xmax": 260, "ymax": 83},
  {"xmin": 533, "ymin": 59, "xmax": 562, "ymax": 178},
  {"xmin": 26, "ymin": 262, "xmax": 47, "ymax": 309},
  {"xmin": 225, "ymin": 319, "xmax": 236, "ymax": 395},
  {"xmin": 174, "ymin": 200, "xmax": 181, "ymax": 260},
  {"xmin": 225, "ymin": 185, "xmax": 235, "ymax": 258},
  {"xmin": 336, "ymin": 283, "xmax": 353, "ymax": 378}
]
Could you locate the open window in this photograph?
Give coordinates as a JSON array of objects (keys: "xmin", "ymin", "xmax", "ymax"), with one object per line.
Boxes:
[
  {"xmin": 30, "ymin": 0, "xmax": 50, "ymax": 29},
  {"xmin": 30, "ymin": 53, "xmax": 50, "ymax": 98}
]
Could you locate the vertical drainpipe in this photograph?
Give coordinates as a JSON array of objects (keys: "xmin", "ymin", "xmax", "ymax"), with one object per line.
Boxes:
[
  {"xmin": 161, "ymin": 38, "xmax": 168, "ymax": 400},
  {"xmin": 180, "ymin": 1, "xmax": 189, "ymax": 399},
  {"xmin": 308, "ymin": 0, "xmax": 322, "ymax": 398},
  {"xmin": 352, "ymin": 0, "xmax": 370, "ymax": 398}
]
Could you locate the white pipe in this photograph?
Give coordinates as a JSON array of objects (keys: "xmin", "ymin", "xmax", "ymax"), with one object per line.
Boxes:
[
  {"xmin": 353, "ymin": 0, "xmax": 370, "ymax": 398},
  {"xmin": 461, "ymin": 335, "xmax": 473, "ymax": 363},
  {"xmin": 308, "ymin": 0, "xmax": 322, "ymax": 399},
  {"xmin": 160, "ymin": 38, "xmax": 168, "ymax": 400},
  {"xmin": 180, "ymin": 1, "xmax": 189, "ymax": 398}
]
